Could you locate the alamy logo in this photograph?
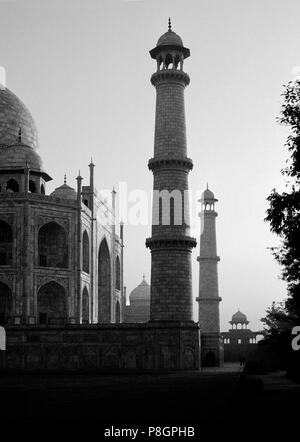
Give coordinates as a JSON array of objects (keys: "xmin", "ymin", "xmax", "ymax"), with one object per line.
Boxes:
[
  {"xmin": 0, "ymin": 326, "xmax": 6, "ymax": 351},
  {"xmin": 291, "ymin": 326, "xmax": 300, "ymax": 351}
]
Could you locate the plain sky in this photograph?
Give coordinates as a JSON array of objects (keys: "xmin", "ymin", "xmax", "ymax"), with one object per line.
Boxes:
[{"xmin": 0, "ymin": 0, "xmax": 297, "ymax": 331}]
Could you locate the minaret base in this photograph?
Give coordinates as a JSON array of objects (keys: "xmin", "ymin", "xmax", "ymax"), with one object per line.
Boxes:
[
  {"xmin": 200, "ymin": 332, "xmax": 224, "ymax": 367},
  {"xmin": 147, "ymin": 321, "xmax": 201, "ymax": 370}
]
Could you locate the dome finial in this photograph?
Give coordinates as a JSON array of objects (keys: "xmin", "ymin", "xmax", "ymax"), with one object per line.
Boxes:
[
  {"xmin": 18, "ymin": 127, "xmax": 22, "ymax": 143},
  {"xmin": 206, "ymin": 182, "xmax": 209, "ymax": 190},
  {"xmin": 143, "ymin": 273, "xmax": 145, "ymax": 281},
  {"xmin": 64, "ymin": 174, "xmax": 67, "ymax": 185},
  {"xmin": 168, "ymin": 17, "xmax": 172, "ymax": 31}
]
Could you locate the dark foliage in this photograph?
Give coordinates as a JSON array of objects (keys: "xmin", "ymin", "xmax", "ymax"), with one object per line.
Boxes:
[{"xmin": 263, "ymin": 80, "xmax": 300, "ymax": 369}]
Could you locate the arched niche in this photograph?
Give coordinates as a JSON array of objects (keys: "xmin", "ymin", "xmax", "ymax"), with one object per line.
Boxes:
[
  {"xmin": 38, "ymin": 221, "xmax": 68, "ymax": 268},
  {"xmin": 82, "ymin": 286, "xmax": 89, "ymax": 324},
  {"xmin": 115, "ymin": 300, "xmax": 121, "ymax": 324},
  {"xmin": 82, "ymin": 230, "xmax": 89, "ymax": 274},
  {"xmin": 0, "ymin": 220, "xmax": 13, "ymax": 266},
  {"xmin": 115, "ymin": 255, "xmax": 121, "ymax": 291},
  {"xmin": 98, "ymin": 238, "xmax": 111, "ymax": 323},
  {"xmin": 0, "ymin": 281, "xmax": 12, "ymax": 326},
  {"xmin": 37, "ymin": 281, "xmax": 67, "ymax": 324}
]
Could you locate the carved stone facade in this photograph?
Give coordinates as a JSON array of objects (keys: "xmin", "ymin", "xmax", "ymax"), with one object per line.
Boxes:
[
  {"xmin": 0, "ymin": 87, "xmax": 123, "ymax": 327},
  {"xmin": 0, "ymin": 323, "xmax": 200, "ymax": 371}
]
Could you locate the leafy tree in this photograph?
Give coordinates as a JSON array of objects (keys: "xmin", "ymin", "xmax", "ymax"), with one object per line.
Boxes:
[
  {"xmin": 263, "ymin": 79, "xmax": 300, "ymax": 376},
  {"xmin": 265, "ymin": 79, "xmax": 300, "ymax": 325}
]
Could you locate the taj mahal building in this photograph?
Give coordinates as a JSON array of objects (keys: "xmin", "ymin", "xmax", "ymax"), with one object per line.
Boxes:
[
  {"xmin": 0, "ymin": 23, "xmax": 203, "ymax": 372},
  {"xmin": 0, "ymin": 86, "xmax": 124, "ymax": 327}
]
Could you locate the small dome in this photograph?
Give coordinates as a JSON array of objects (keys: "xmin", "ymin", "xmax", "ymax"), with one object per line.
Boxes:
[
  {"xmin": 129, "ymin": 275, "xmax": 150, "ymax": 302},
  {"xmin": 201, "ymin": 186, "xmax": 217, "ymax": 201},
  {"xmin": 231, "ymin": 310, "xmax": 248, "ymax": 323},
  {"xmin": 0, "ymin": 86, "xmax": 38, "ymax": 149},
  {"xmin": 157, "ymin": 30, "xmax": 183, "ymax": 47},
  {"xmin": 51, "ymin": 183, "xmax": 77, "ymax": 200}
]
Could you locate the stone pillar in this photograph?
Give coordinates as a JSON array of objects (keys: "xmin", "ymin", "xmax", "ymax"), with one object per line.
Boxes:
[
  {"xmin": 76, "ymin": 172, "xmax": 83, "ymax": 322},
  {"xmin": 24, "ymin": 163, "xmax": 29, "ymax": 193},
  {"xmin": 145, "ymin": 23, "xmax": 200, "ymax": 370},
  {"xmin": 120, "ymin": 221, "xmax": 124, "ymax": 322},
  {"xmin": 196, "ymin": 187, "xmax": 222, "ymax": 366},
  {"xmin": 23, "ymin": 198, "xmax": 32, "ymax": 321},
  {"xmin": 88, "ymin": 160, "xmax": 95, "ymax": 322},
  {"xmin": 111, "ymin": 188, "xmax": 116, "ymax": 322}
]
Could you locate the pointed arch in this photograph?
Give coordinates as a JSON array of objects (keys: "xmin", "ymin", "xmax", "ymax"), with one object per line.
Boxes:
[
  {"xmin": 82, "ymin": 286, "xmax": 89, "ymax": 324},
  {"xmin": 0, "ymin": 281, "xmax": 12, "ymax": 325},
  {"xmin": 115, "ymin": 300, "xmax": 121, "ymax": 324},
  {"xmin": 0, "ymin": 220, "xmax": 13, "ymax": 265},
  {"xmin": 38, "ymin": 221, "xmax": 68, "ymax": 268},
  {"xmin": 115, "ymin": 255, "xmax": 121, "ymax": 291},
  {"xmin": 37, "ymin": 281, "xmax": 67, "ymax": 324},
  {"xmin": 6, "ymin": 178, "xmax": 19, "ymax": 193},
  {"xmin": 98, "ymin": 238, "xmax": 111, "ymax": 323},
  {"xmin": 29, "ymin": 180, "xmax": 37, "ymax": 193},
  {"xmin": 82, "ymin": 230, "xmax": 89, "ymax": 274}
]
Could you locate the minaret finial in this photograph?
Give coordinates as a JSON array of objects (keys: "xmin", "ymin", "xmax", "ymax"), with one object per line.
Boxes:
[
  {"xmin": 64, "ymin": 174, "xmax": 67, "ymax": 185},
  {"xmin": 168, "ymin": 17, "xmax": 172, "ymax": 31}
]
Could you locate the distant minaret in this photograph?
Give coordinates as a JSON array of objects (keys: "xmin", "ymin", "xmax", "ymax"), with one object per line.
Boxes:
[{"xmin": 196, "ymin": 186, "xmax": 222, "ymax": 366}]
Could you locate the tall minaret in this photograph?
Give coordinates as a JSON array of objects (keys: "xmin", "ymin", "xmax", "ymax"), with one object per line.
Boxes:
[
  {"xmin": 196, "ymin": 186, "xmax": 222, "ymax": 366},
  {"xmin": 146, "ymin": 20, "xmax": 197, "ymax": 322}
]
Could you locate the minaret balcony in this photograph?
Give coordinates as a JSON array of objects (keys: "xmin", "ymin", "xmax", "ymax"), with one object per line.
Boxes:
[
  {"xmin": 197, "ymin": 256, "xmax": 220, "ymax": 262},
  {"xmin": 146, "ymin": 235, "xmax": 197, "ymax": 250},
  {"xmin": 148, "ymin": 156, "xmax": 193, "ymax": 172},
  {"xmin": 151, "ymin": 70, "xmax": 190, "ymax": 87}
]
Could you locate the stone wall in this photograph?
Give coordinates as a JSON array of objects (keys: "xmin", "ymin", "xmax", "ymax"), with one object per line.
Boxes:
[{"xmin": 0, "ymin": 322, "xmax": 200, "ymax": 371}]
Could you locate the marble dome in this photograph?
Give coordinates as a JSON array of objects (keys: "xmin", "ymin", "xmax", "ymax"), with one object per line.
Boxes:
[
  {"xmin": 231, "ymin": 310, "xmax": 248, "ymax": 323},
  {"xmin": 157, "ymin": 30, "xmax": 183, "ymax": 47},
  {"xmin": 0, "ymin": 86, "xmax": 38, "ymax": 149},
  {"xmin": 0, "ymin": 143, "xmax": 44, "ymax": 172},
  {"xmin": 202, "ymin": 188, "xmax": 215, "ymax": 200},
  {"xmin": 129, "ymin": 275, "xmax": 150, "ymax": 302}
]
